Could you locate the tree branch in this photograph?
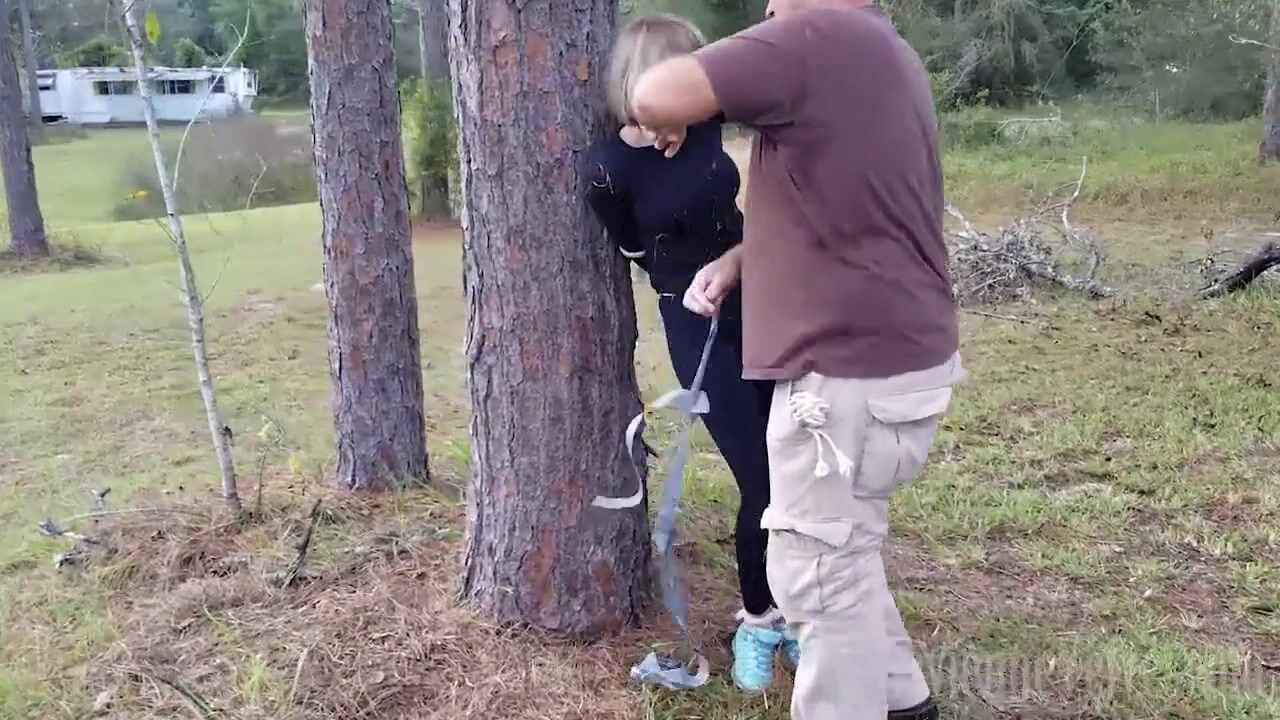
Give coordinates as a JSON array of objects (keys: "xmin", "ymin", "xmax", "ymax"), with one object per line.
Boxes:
[
  {"xmin": 1199, "ymin": 242, "xmax": 1280, "ymax": 298},
  {"xmin": 172, "ymin": 9, "xmax": 253, "ymax": 192},
  {"xmin": 1230, "ymin": 34, "xmax": 1280, "ymax": 52}
]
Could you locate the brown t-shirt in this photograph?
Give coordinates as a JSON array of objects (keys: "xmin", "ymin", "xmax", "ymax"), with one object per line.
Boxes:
[{"xmin": 695, "ymin": 5, "xmax": 958, "ymax": 381}]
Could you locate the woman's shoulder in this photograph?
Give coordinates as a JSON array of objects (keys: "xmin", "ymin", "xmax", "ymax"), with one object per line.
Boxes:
[{"xmin": 585, "ymin": 135, "xmax": 633, "ymax": 178}]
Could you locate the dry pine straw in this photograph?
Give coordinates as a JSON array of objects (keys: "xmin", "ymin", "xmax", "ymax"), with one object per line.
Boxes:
[{"xmin": 78, "ymin": 495, "xmax": 678, "ymax": 720}]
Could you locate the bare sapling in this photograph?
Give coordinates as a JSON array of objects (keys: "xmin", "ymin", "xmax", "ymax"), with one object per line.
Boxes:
[{"xmin": 118, "ymin": 0, "xmax": 240, "ymax": 512}]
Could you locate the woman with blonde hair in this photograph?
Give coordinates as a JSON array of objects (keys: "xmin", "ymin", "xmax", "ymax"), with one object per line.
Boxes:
[{"xmin": 584, "ymin": 14, "xmax": 796, "ymax": 694}]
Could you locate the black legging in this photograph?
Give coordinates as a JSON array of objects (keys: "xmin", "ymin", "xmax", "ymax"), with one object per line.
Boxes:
[{"xmin": 657, "ymin": 290, "xmax": 776, "ymax": 616}]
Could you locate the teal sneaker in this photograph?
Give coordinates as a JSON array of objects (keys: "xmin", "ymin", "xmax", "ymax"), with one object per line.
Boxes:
[
  {"xmin": 778, "ymin": 620, "xmax": 801, "ymax": 669},
  {"xmin": 732, "ymin": 611, "xmax": 784, "ymax": 693}
]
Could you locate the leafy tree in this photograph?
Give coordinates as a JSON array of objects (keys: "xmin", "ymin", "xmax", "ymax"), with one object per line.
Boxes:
[
  {"xmin": 1093, "ymin": 0, "xmax": 1266, "ymax": 120},
  {"xmin": 212, "ymin": 0, "xmax": 308, "ymax": 100},
  {"xmin": 59, "ymin": 35, "xmax": 131, "ymax": 68},
  {"xmin": 172, "ymin": 37, "xmax": 209, "ymax": 67}
]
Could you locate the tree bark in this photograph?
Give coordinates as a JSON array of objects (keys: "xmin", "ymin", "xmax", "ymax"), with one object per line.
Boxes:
[
  {"xmin": 451, "ymin": 0, "xmax": 651, "ymax": 638},
  {"xmin": 0, "ymin": 0, "xmax": 46, "ymax": 257},
  {"xmin": 304, "ymin": 0, "xmax": 429, "ymax": 491},
  {"xmin": 16, "ymin": 0, "xmax": 40, "ymax": 141},
  {"xmin": 1262, "ymin": 1, "xmax": 1280, "ymax": 162},
  {"xmin": 416, "ymin": 0, "xmax": 452, "ymax": 222}
]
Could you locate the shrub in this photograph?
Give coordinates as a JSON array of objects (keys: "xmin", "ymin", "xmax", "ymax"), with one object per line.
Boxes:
[
  {"xmin": 401, "ymin": 77, "xmax": 457, "ymax": 220},
  {"xmin": 939, "ymin": 108, "xmax": 1003, "ymax": 150},
  {"xmin": 113, "ymin": 115, "xmax": 316, "ymax": 221},
  {"xmin": 930, "ymin": 70, "xmax": 958, "ymax": 116}
]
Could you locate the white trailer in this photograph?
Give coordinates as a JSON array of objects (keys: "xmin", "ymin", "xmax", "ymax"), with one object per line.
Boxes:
[{"xmin": 25, "ymin": 66, "xmax": 258, "ymax": 126}]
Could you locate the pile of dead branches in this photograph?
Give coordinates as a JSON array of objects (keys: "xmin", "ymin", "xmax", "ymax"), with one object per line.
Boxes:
[{"xmin": 946, "ymin": 158, "xmax": 1116, "ymax": 306}]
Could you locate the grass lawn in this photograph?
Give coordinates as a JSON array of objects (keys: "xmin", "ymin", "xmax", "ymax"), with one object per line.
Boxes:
[{"xmin": 0, "ymin": 116, "xmax": 1278, "ymax": 719}]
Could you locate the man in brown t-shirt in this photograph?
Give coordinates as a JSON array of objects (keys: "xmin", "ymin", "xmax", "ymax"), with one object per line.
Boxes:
[{"xmin": 629, "ymin": 2, "xmax": 962, "ymax": 719}]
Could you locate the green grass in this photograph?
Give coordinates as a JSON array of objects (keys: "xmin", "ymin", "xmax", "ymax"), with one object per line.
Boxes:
[
  {"xmin": 941, "ymin": 107, "xmax": 1280, "ymax": 224},
  {"xmin": 1, "ymin": 116, "xmax": 1279, "ymax": 718}
]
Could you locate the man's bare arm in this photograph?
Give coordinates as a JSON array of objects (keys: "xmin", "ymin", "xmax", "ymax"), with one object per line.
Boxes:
[{"xmin": 630, "ymin": 57, "xmax": 720, "ymax": 132}]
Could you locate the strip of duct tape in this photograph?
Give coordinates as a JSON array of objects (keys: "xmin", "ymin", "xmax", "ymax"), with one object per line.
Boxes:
[
  {"xmin": 629, "ymin": 651, "xmax": 710, "ymax": 690},
  {"xmin": 590, "ymin": 412, "xmax": 646, "ymax": 510}
]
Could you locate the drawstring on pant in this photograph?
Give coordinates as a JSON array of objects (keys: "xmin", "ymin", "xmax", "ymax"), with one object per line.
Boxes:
[{"xmin": 787, "ymin": 390, "xmax": 854, "ymax": 479}]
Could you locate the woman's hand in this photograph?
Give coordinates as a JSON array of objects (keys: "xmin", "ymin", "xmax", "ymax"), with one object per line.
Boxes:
[{"xmin": 684, "ymin": 247, "xmax": 742, "ymax": 317}]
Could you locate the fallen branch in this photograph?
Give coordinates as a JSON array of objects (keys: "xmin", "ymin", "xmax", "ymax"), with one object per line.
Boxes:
[
  {"xmin": 1198, "ymin": 242, "xmax": 1280, "ymax": 298},
  {"xmin": 55, "ymin": 507, "xmax": 205, "ymax": 526},
  {"xmin": 38, "ymin": 518, "xmax": 101, "ymax": 545},
  {"xmin": 961, "ymin": 308, "xmax": 1050, "ymax": 327},
  {"xmin": 1230, "ymin": 34, "xmax": 1280, "ymax": 52},
  {"xmin": 276, "ymin": 499, "xmax": 323, "ymax": 588},
  {"xmin": 140, "ymin": 671, "xmax": 230, "ymax": 719}
]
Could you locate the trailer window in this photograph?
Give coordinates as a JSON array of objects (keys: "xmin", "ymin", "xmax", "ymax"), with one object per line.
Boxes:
[
  {"xmin": 156, "ymin": 79, "xmax": 195, "ymax": 95},
  {"xmin": 210, "ymin": 76, "xmax": 226, "ymax": 93},
  {"xmin": 93, "ymin": 80, "xmax": 136, "ymax": 96},
  {"xmin": 37, "ymin": 76, "xmax": 55, "ymax": 91}
]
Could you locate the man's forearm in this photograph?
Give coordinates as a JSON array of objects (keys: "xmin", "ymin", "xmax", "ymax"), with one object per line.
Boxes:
[{"xmin": 630, "ymin": 56, "xmax": 720, "ymax": 131}]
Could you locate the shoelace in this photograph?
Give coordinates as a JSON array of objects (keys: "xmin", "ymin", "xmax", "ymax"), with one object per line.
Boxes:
[
  {"xmin": 737, "ymin": 627, "xmax": 779, "ymax": 671},
  {"xmin": 787, "ymin": 390, "xmax": 855, "ymax": 478}
]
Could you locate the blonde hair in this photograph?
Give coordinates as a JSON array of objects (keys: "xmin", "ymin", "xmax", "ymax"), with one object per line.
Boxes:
[{"xmin": 606, "ymin": 14, "xmax": 706, "ymax": 126}]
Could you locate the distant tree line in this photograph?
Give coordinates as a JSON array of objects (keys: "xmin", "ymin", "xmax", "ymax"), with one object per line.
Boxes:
[{"xmin": 16, "ymin": 0, "xmax": 1274, "ymax": 121}]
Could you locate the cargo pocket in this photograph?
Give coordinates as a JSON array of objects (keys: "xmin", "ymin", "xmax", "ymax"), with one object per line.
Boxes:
[
  {"xmin": 762, "ymin": 509, "xmax": 848, "ymax": 615},
  {"xmin": 855, "ymin": 386, "xmax": 952, "ymax": 498},
  {"xmin": 765, "ymin": 375, "xmax": 858, "ymax": 536}
]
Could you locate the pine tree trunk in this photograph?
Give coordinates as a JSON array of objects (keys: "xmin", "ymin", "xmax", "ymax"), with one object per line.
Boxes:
[
  {"xmin": 0, "ymin": 0, "xmax": 46, "ymax": 258},
  {"xmin": 16, "ymin": 0, "xmax": 40, "ymax": 142},
  {"xmin": 304, "ymin": 0, "xmax": 429, "ymax": 490},
  {"xmin": 1262, "ymin": 2, "xmax": 1280, "ymax": 162},
  {"xmin": 451, "ymin": 0, "xmax": 651, "ymax": 638},
  {"xmin": 418, "ymin": 0, "xmax": 448, "ymax": 85},
  {"xmin": 417, "ymin": 0, "xmax": 453, "ymax": 222}
]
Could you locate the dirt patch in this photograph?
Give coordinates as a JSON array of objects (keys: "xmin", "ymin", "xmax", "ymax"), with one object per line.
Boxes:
[
  {"xmin": 412, "ymin": 220, "xmax": 462, "ymax": 242},
  {"xmin": 887, "ymin": 540, "xmax": 1098, "ymax": 637},
  {"xmin": 224, "ymin": 289, "xmax": 284, "ymax": 335}
]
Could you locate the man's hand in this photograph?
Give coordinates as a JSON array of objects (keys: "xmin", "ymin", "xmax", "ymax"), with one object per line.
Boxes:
[
  {"xmin": 648, "ymin": 126, "xmax": 687, "ymax": 158},
  {"xmin": 684, "ymin": 248, "xmax": 742, "ymax": 317}
]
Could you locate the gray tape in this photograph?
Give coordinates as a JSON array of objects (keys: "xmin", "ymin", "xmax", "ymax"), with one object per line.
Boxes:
[
  {"xmin": 629, "ymin": 651, "xmax": 710, "ymax": 690},
  {"xmin": 592, "ymin": 316, "xmax": 720, "ymax": 691}
]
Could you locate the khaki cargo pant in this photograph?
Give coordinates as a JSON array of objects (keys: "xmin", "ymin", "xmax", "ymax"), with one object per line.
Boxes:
[{"xmin": 762, "ymin": 353, "xmax": 964, "ymax": 720}]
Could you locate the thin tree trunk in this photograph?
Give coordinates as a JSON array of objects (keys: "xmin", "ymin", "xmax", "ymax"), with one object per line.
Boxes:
[
  {"xmin": 304, "ymin": 0, "xmax": 429, "ymax": 491},
  {"xmin": 16, "ymin": 0, "xmax": 40, "ymax": 141},
  {"xmin": 451, "ymin": 0, "xmax": 650, "ymax": 638},
  {"xmin": 1262, "ymin": 1, "xmax": 1280, "ymax": 162},
  {"xmin": 417, "ymin": 0, "xmax": 452, "ymax": 222},
  {"xmin": 121, "ymin": 2, "xmax": 239, "ymax": 512},
  {"xmin": 417, "ymin": 0, "xmax": 448, "ymax": 85},
  {"xmin": 0, "ymin": 0, "xmax": 46, "ymax": 257}
]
